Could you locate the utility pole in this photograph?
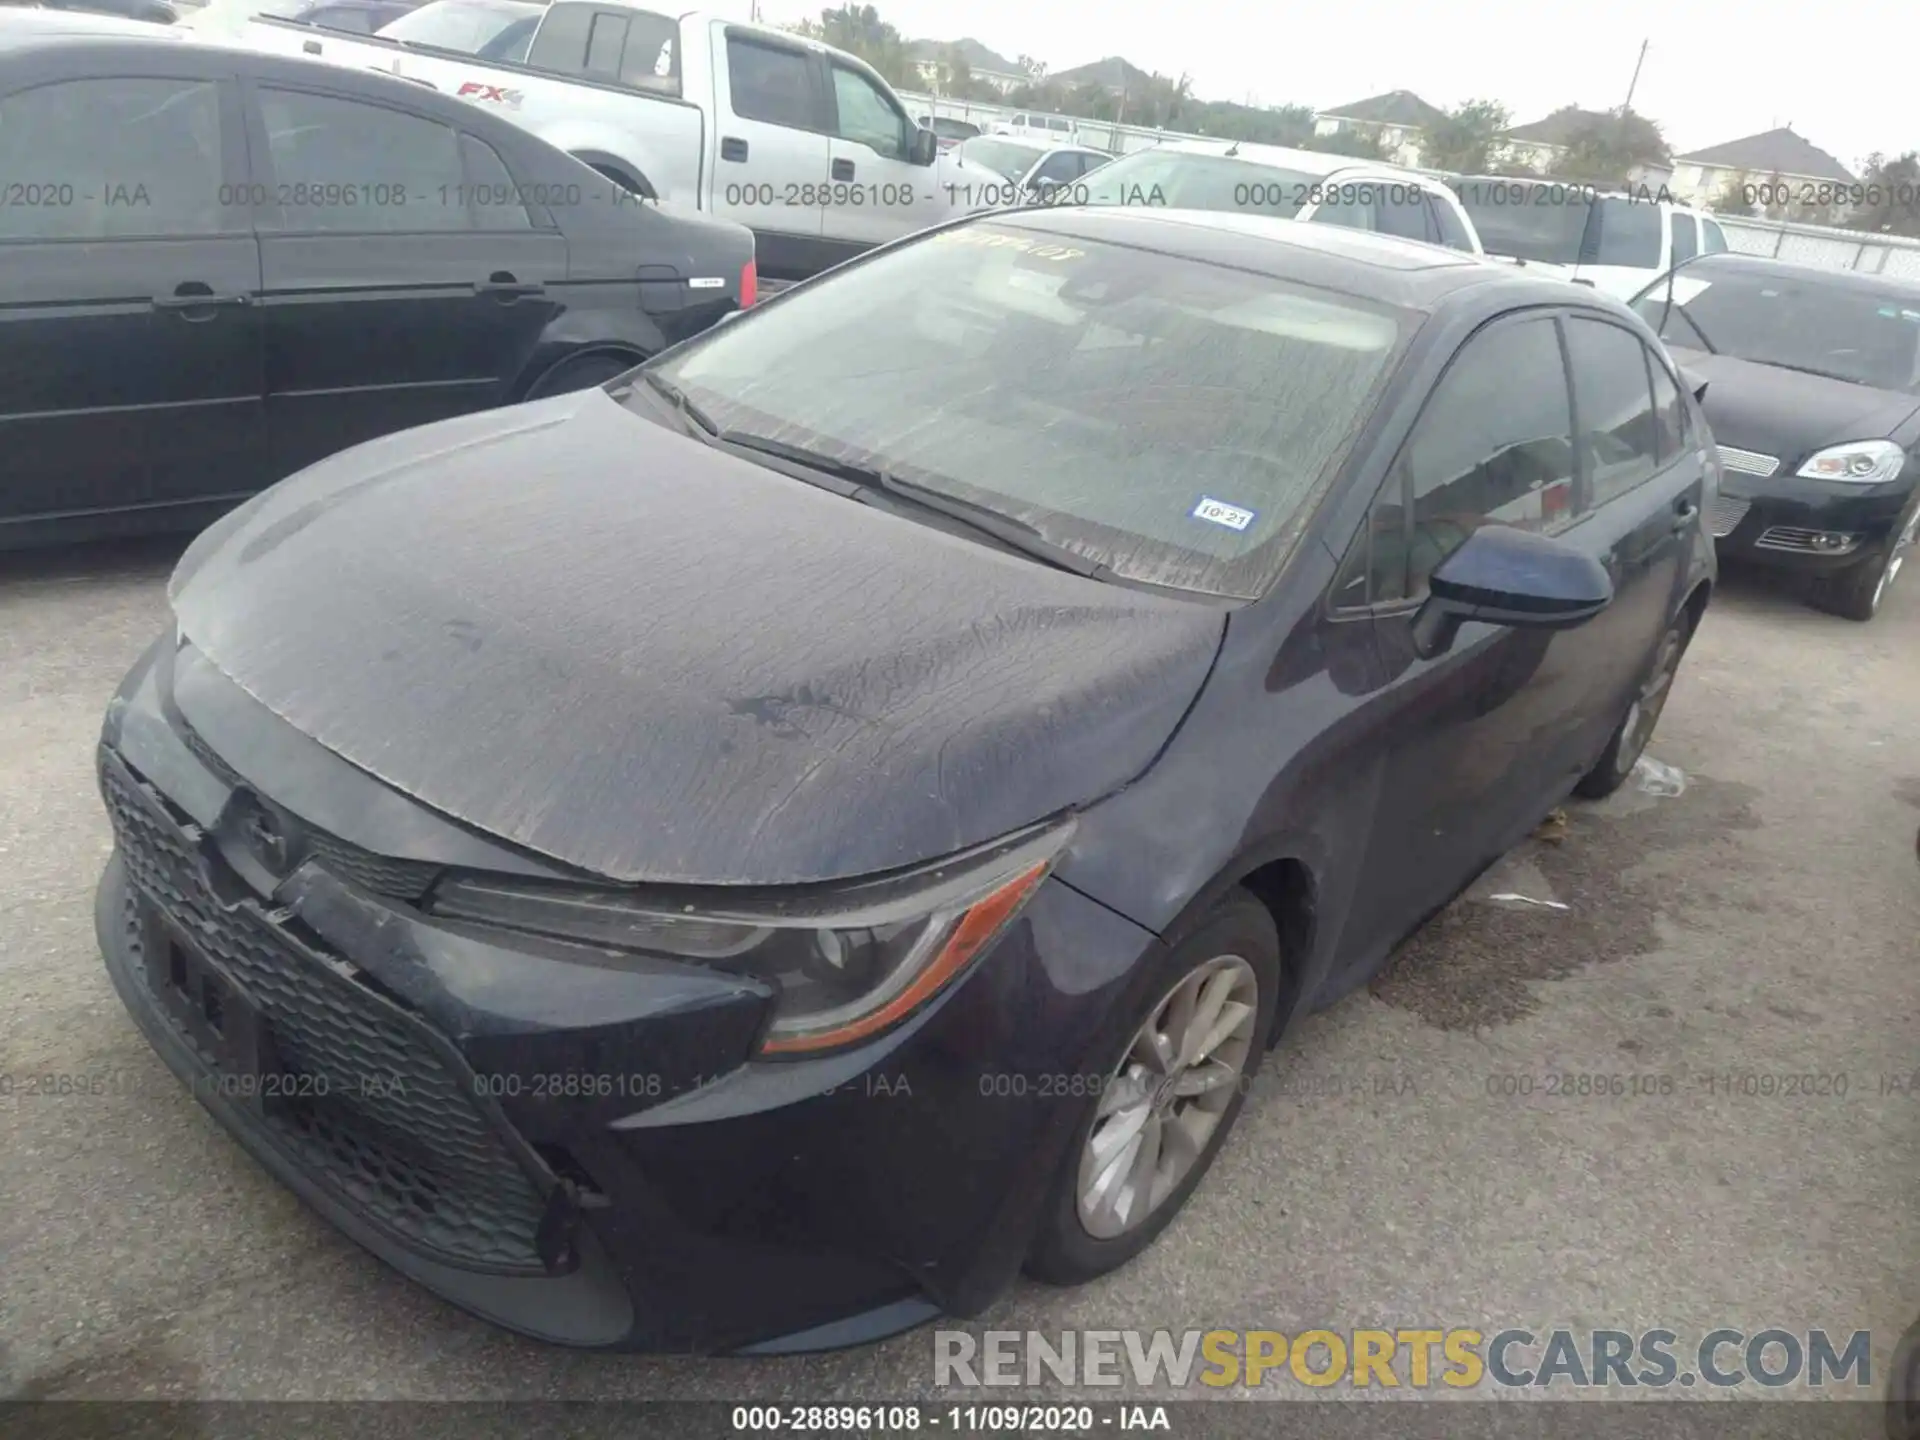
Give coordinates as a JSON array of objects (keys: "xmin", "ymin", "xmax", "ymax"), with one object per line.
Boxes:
[{"xmin": 1621, "ymin": 38, "xmax": 1647, "ymax": 114}]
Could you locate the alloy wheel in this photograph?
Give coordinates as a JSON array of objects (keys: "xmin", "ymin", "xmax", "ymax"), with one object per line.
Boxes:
[
  {"xmin": 1076, "ymin": 955, "xmax": 1260, "ymax": 1240},
  {"xmin": 1872, "ymin": 510, "xmax": 1920, "ymax": 615}
]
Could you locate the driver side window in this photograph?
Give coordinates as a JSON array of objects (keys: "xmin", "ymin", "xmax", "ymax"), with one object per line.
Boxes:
[
  {"xmin": 1335, "ymin": 315, "xmax": 1578, "ymax": 608},
  {"xmin": 830, "ymin": 64, "xmax": 905, "ymax": 159}
]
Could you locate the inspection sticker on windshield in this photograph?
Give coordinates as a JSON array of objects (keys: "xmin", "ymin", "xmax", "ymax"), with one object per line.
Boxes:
[{"xmin": 1192, "ymin": 496, "xmax": 1257, "ymax": 531}]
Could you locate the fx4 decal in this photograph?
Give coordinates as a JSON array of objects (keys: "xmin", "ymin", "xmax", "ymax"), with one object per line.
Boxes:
[{"xmin": 457, "ymin": 81, "xmax": 525, "ymax": 108}]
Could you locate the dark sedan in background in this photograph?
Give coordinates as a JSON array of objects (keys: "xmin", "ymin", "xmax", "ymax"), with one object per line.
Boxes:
[
  {"xmin": 1632, "ymin": 253, "xmax": 1920, "ymax": 620},
  {"xmin": 94, "ymin": 209, "xmax": 1712, "ymax": 1353},
  {"xmin": 0, "ymin": 21, "xmax": 754, "ymax": 549}
]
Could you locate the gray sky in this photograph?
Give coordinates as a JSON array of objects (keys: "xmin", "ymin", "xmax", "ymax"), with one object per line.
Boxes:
[{"xmin": 746, "ymin": 0, "xmax": 1913, "ymax": 170}]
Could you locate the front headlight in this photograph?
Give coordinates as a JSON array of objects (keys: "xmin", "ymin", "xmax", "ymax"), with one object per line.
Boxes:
[
  {"xmin": 428, "ymin": 821, "xmax": 1073, "ymax": 1057},
  {"xmin": 1796, "ymin": 439, "xmax": 1907, "ymax": 483}
]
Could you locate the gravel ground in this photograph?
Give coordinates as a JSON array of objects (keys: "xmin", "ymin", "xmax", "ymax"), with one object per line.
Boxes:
[{"xmin": 0, "ymin": 539, "xmax": 1916, "ymax": 1408}]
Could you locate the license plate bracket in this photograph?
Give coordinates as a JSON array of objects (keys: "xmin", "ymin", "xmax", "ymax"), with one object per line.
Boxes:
[{"xmin": 139, "ymin": 906, "xmax": 284, "ymax": 1114}]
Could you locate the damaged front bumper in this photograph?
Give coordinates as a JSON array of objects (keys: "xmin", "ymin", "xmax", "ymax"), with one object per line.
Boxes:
[{"xmin": 93, "ymin": 632, "xmax": 1157, "ymax": 1352}]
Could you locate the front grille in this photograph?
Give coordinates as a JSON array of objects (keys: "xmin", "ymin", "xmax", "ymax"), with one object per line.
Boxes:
[
  {"xmin": 178, "ymin": 720, "xmax": 439, "ymax": 902},
  {"xmin": 1716, "ymin": 445, "xmax": 1781, "ymax": 478},
  {"xmin": 1709, "ymin": 494, "xmax": 1751, "ymax": 538},
  {"xmin": 1755, "ymin": 526, "xmax": 1859, "ymax": 554},
  {"xmin": 101, "ymin": 752, "xmax": 550, "ymax": 1274}
]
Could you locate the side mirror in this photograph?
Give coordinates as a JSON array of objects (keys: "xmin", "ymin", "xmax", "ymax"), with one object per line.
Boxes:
[
  {"xmin": 1678, "ymin": 366, "xmax": 1709, "ymax": 403},
  {"xmin": 909, "ymin": 126, "xmax": 939, "ymax": 166},
  {"xmin": 1410, "ymin": 524, "xmax": 1612, "ymax": 659}
]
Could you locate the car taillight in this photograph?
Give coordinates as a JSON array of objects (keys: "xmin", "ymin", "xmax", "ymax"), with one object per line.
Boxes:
[
  {"xmin": 1541, "ymin": 478, "xmax": 1572, "ymax": 523},
  {"xmin": 739, "ymin": 258, "xmax": 757, "ymax": 308}
]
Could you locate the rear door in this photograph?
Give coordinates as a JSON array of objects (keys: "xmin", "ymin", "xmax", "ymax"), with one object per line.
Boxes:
[
  {"xmin": 1558, "ymin": 314, "xmax": 1702, "ymax": 759},
  {"xmin": 244, "ymin": 76, "xmax": 566, "ymax": 481},
  {"xmin": 0, "ymin": 64, "xmax": 266, "ymax": 534},
  {"xmin": 821, "ymin": 54, "xmax": 944, "ymax": 247},
  {"xmin": 707, "ymin": 26, "xmax": 828, "ymax": 275},
  {"xmin": 1332, "ymin": 311, "xmax": 1599, "ymax": 965}
]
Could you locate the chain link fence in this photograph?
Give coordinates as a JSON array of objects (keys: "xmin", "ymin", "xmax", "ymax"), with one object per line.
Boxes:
[{"xmin": 1716, "ymin": 216, "xmax": 1920, "ymax": 279}]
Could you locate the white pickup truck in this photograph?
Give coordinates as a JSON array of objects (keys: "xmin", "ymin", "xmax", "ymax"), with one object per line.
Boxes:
[{"xmin": 206, "ymin": 0, "xmax": 970, "ymax": 278}]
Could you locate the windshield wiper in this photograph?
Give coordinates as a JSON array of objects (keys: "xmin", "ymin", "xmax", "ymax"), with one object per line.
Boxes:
[
  {"xmin": 716, "ymin": 431, "xmax": 1113, "ymax": 580},
  {"xmin": 636, "ymin": 370, "xmax": 720, "ymax": 438},
  {"xmin": 1752, "ymin": 359, "xmax": 1867, "ymax": 385}
]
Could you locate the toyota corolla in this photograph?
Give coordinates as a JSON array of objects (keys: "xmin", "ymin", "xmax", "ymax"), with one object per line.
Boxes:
[{"xmin": 95, "ymin": 207, "xmax": 1714, "ymax": 1354}]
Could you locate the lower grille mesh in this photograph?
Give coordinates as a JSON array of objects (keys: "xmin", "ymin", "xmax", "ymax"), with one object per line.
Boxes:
[{"xmin": 102, "ymin": 751, "xmax": 549, "ymax": 1273}]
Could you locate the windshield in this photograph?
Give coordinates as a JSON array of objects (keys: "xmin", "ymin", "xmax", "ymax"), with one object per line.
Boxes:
[
  {"xmin": 1634, "ymin": 266, "xmax": 1920, "ymax": 393},
  {"xmin": 641, "ymin": 222, "xmax": 1408, "ymax": 598},
  {"xmin": 959, "ymin": 137, "xmax": 1045, "ymax": 181},
  {"xmin": 377, "ymin": 0, "xmax": 536, "ymax": 51},
  {"xmin": 1081, "ymin": 151, "xmax": 1319, "ymax": 218}
]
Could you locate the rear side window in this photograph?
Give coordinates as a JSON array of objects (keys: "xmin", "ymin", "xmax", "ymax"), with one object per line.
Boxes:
[
  {"xmin": 583, "ymin": 12, "xmax": 626, "ymax": 78},
  {"xmin": 1670, "ymin": 211, "xmax": 1698, "ymax": 263},
  {"xmin": 0, "ymin": 78, "xmax": 228, "ymax": 240},
  {"xmin": 727, "ymin": 35, "xmax": 821, "ymax": 129},
  {"xmin": 459, "ymin": 132, "xmax": 532, "ymax": 230},
  {"xmin": 1700, "ymin": 218, "xmax": 1729, "ymax": 254},
  {"xmin": 258, "ymin": 87, "xmax": 468, "ymax": 233},
  {"xmin": 1344, "ymin": 315, "xmax": 1577, "ymax": 605},
  {"xmin": 1375, "ymin": 185, "xmax": 1438, "ymax": 244},
  {"xmin": 1565, "ymin": 317, "xmax": 1662, "ymax": 505},
  {"xmin": 1588, "ymin": 197, "xmax": 1663, "ymax": 267}
]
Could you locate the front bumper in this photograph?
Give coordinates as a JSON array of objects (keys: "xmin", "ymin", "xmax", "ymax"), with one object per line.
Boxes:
[
  {"xmin": 94, "ymin": 635, "xmax": 1161, "ymax": 1353},
  {"xmin": 1709, "ymin": 462, "xmax": 1916, "ymax": 573}
]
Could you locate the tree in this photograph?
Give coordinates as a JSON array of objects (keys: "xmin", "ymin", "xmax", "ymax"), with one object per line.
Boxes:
[
  {"xmin": 1015, "ymin": 54, "xmax": 1046, "ymax": 82},
  {"xmin": 787, "ymin": 5, "xmax": 910, "ymax": 87},
  {"xmin": 1543, "ymin": 106, "xmax": 1670, "ymax": 187},
  {"xmin": 1419, "ymin": 99, "xmax": 1510, "ymax": 175},
  {"xmin": 1301, "ymin": 125, "xmax": 1395, "ymax": 162},
  {"xmin": 1847, "ymin": 151, "xmax": 1920, "ymax": 236},
  {"xmin": 1713, "ymin": 172, "xmax": 1757, "ymax": 217},
  {"xmin": 939, "ymin": 45, "xmax": 976, "ymax": 99}
]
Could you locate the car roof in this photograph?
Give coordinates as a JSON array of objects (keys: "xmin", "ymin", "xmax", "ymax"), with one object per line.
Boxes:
[
  {"xmin": 973, "ymin": 205, "xmax": 1560, "ymax": 312},
  {"xmin": 1138, "ymin": 139, "xmax": 1421, "ymax": 179},
  {"xmin": 0, "ymin": 7, "xmax": 186, "ymax": 41},
  {"xmin": 1673, "ymin": 250, "xmax": 1920, "ymax": 299}
]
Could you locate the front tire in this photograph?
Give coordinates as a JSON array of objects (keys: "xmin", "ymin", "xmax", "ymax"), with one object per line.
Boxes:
[
  {"xmin": 1574, "ymin": 606, "xmax": 1695, "ymax": 800},
  {"xmin": 1025, "ymin": 892, "xmax": 1280, "ymax": 1285},
  {"xmin": 1808, "ymin": 509, "xmax": 1918, "ymax": 622}
]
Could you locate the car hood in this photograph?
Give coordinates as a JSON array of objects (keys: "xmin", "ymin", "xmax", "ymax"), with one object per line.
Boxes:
[
  {"xmin": 167, "ymin": 389, "xmax": 1224, "ymax": 887},
  {"xmin": 1667, "ymin": 346, "xmax": 1920, "ymax": 463}
]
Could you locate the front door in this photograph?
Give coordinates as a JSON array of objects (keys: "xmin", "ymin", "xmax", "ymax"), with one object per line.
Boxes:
[
  {"xmin": 245, "ymin": 79, "xmax": 567, "ymax": 483},
  {"xmin": 821, "ymin": 58, "xmax": 945, "ymax": 247},
  {"xmin": 1334, "ymin": 311, "xmax": 1605, "ymax": 968},
  {"xmin": 0, "ymin": 70, "xmax": 267, "ymax": 535}
]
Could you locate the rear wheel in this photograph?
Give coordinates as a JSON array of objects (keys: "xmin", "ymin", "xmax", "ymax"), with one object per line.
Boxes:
[
  {"xmin": 1025, "ymin": 892, "xmax": 1279, "ymax": 1285},
  {"xmin": 1574, "ymin": 606, "xmax": 1694, "ymax": 799},
  {"xmin": 1808, "ymin": 508, "xmax": 1920, "ymax": 622},
  {"xmin": 524, "ymin": 352, "xmax": 639, "ymax": 401}
]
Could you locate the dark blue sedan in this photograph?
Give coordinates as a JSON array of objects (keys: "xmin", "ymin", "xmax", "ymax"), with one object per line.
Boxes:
[{"xmin": 92, "ymin": 206, "xmax": 1715, "ymax": 1353}]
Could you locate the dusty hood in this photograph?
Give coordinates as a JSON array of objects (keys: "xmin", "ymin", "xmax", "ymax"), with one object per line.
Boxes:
[
  {"xmin": 168, "ymin": 390, "xmax": 1224, "ymax": 886},
  {"xmin": 1668, "ymin": 346, "xmax": 1920, "ymax": 463}
]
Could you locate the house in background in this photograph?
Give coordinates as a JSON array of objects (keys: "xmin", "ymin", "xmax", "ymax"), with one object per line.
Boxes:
[
  {"xmin": 1049, "ymin": 55, "xmax": 1157, "ymax": 98},
  {"xmin": 904, "ymin": 37, "xmax": 1027, "ymax": 95},
  {"xmin": 1668, "ymin": 127, "xmax": 1857, "ymax": 222},
  {"xmin": 1310, "ymin": 90, "xmax": 1445, "ymax": 167},
  {"xmin": 1492, "ymin": 106, "xmax": 1617, "ymax": 174}
]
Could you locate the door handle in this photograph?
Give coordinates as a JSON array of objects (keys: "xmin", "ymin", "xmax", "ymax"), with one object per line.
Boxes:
[
  {"xmin": 720, "ymin": 136, "xmax": 748, "ymax": 162},
  {"xmin": 1672, "ymin": 498, "xmax": 1699, "ymax": 533},
  {"xmin": 475, "ymin": 273, "xmax": 545, "ymax": 299},
  {"xmin": 154, "ymin": 286, "xmax": 250, "ymax": 314},
  {"xmin": 302, "ymin": 39, "xmax": 322, "ymax": 53},
  {"xmin": 831, "ymin": 157, "xmax": 855, "ymax": 181}
]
